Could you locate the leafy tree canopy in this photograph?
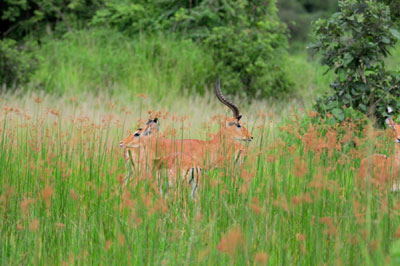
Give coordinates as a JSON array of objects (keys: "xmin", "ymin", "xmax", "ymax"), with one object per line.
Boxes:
[{"xmin": 311, "ymin": 0, "xmax": 400, "ymax": 127}]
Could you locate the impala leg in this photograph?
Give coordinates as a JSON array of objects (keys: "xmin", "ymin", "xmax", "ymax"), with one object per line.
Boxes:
[
  {"xmin": 393, "ymin": 183, "xmax": 400, "ymax": 192},
  {"xmin": 123, "ymin": 160, "xmax": 135, "ymax": 186},
  {"xmin": 123, "ymin": 150, "xmax": 135, "ymax": 187},
  {"xmin": 123, "ymin": 161, "xmax": 132, "ymax": 186},
  {"xmin": 188, "ymin": 167, "xmax": 200, "ymax": 199},
  {"xmin": 392, "ymin": 178, "xmax": 400, "ymax": 192},
  {"xmin": 158, "ymin": 170, "xmax": 169, "ymax": 198}
]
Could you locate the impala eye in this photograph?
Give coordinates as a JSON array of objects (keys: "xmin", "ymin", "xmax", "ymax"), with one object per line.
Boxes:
[
  {"xmin": 236, "ymin": 124, "xmax": 242, "ymax": 128},
  {"xmin": 133, "ymin": 132, "xmax": 140, "ymax": 137}
]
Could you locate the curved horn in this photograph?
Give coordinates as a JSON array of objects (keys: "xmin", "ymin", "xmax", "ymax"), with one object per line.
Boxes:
[{"xmin": 215, "ymin": 79, "xmax": 242, "ymax": 120}]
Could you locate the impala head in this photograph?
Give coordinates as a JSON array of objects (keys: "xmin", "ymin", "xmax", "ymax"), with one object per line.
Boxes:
[
  {"xmin": 119, "ymin": 118, "xmax": 159, "ymax": 148},
  {"xmin": 215, "ymin": 79, "xmax": 253, "ymax": 142},
  {"xmin": 386, "ymin": 118, "xmax": 400, "ymax": 143}
]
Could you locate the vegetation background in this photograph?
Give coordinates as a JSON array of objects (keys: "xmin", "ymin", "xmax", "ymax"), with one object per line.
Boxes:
[
  {"xmin": 1, "ymin": 0, "xmax": 340, "ymax": 100},
  {"xmin": 1, "ymin": 0, "xmax": 400, "ymax": 265}
]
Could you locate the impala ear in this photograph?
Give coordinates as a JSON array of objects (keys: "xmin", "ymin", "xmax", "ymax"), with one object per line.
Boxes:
[
  {"xmin": 386, "ymin": 118, "xmax": 396, "ymax": 129},
  {"xmin": 153, "ymin": 118, "xmax": 160, "ymax": 130}
]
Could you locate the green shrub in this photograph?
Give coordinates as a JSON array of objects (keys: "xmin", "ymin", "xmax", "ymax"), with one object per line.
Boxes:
[
  {"xmin": 90, "ymin": 1, "xmax": 157, "ymax": 35},
  {"xmin": 205, "ymin": 25, "xmax": 292, "ymax": 98},
  {"xmin": 173, "ymin": 0, "xmax": 293, "ymax": 98},
  {"xmin": 380, "ymin": 0, "xmax": 400, "ymax": 23},
  {"xmin": 0, "ymin": 39, "xmax": 37, "ymax": 88},
  {"xmin": 311, "ymin": 0, "xmax": 400, "ymax": 127},
  {"xmin": 91, "ymin": 0, "xmax": 293, "ymax": 98}
]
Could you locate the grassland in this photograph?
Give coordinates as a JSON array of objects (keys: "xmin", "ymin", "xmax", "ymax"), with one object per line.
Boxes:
[
  {"xmin": 1, "ymin": 90, "xmax": 400, "ymax": 265},
  {"xmin": 2, "ymin": 30, "xmax": 400, "ymax": 264},
  {"xmin": 26, "ymin": 28, "xmax": 334, "ymax": 104}
]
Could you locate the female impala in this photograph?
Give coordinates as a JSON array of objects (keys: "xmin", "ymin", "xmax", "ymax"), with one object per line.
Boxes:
[
  {"xmin": 120, "ymin": 120, "xmax": 202, "ymax": 196},
  {"xmin": 119, "ymin": 118, "xmax": 160, "ymax": 185},
  {"xmin": 358, "ymin": 118, "xmax": 400, "ymax": 191}
]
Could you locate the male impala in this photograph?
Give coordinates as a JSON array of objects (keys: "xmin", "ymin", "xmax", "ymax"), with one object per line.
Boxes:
[
  {"xmin": 358, "ymin": 118, "xmax": 400, "ymax": 191},
  {"xmin": 150, "ymin": 80, "xmax": 253, "ymax": 166},
  {"xmin": 119, "ymin": 80, "xmax": 253, "ymax": 195}
]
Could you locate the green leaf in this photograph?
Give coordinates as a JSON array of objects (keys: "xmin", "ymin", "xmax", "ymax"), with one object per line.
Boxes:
[
  {"xmin": 343, "ymin": 53, "xmax": 353, "ymax": 66},
  {"xmin": 331, "ymin": 108, "xmax": 344, "ymax": 121},
  {"xmin": 382, "ymin": 37, "xmax": 391, "ymax": 44},
  {"xmin": 338, "ymin": 69, "xmax": 347, "ymax": 82},
  {"xmin": 390, "ymin": 28, "xmax": 400, "ymax": 40},
  {"xmin": 359, "ymin": 103, "xmax": 367, "ymax": 112}
]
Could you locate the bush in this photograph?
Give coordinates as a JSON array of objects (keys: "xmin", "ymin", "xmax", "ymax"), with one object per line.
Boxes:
[
  {"xmin": 90, "ymin": 1, "xmax": 157, "ymax": 35},
  {"xmin": 310, "ymin": 0, "xmax": 400, "ymax": 127},
  {"xmin": 174, "ymin": 0, "xmax": 294, "ymax": 98},
  {"xmin": 205, "ymin": 26, "xmax": 292, "ymax": 98},
  {"xmin": 0, "ymin": 39, "xmax": 37, "ymax": 88},
  {"xmin": 91, "ymin": 0, "xmax": 293, "ymax": 98}
]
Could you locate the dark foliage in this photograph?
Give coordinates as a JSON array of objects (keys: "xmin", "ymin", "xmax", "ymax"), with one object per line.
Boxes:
[
  {"xmin": 277, "ymin": 0, "xmax": 338, "ymax": 42},
  {"xmin": 0, "ymin": 39, "xmax": 37, "ymax": 88}
]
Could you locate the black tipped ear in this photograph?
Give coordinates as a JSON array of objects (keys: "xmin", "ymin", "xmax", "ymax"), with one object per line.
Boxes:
[
  {"xmin": 153, "ymin": 118, "xmax": 158, "ymax": 123},
  {"xmin": 236, "ymin": 115, "xmax": 242, "ymax": 121}
]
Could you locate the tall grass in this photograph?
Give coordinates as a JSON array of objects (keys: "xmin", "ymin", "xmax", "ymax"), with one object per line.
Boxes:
[
  {"xmin": 1, "ymin": 92, "xmax": 400, "ymax": 265},
  {"xmin": 32, "ymin": 29, "xmax": 214, "ymax": 99},
  {"xmin": 27, "ymin": 28, "xmax": 338, "ymax": 106},
  {"xmin": 283, "ymin": 52, "xmax": 333, "ymax": 104}
]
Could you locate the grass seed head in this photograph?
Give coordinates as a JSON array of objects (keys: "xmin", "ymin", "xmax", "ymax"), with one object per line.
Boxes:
[
  {"xmin": 41, "ymin": 185, "xmax": 54, "ymax": 210},
  {"xmin": 20, "ymin": 198, "xmax": 35, "ymax": 216},
  {"xmin": 29, "ymin": 219, "xmax": 39, "ymax": 232},
  {"xmin": 117, "ymin": 234, "xmax": 125, "ymax": 246},
  {"xmin": 254, "ymin": 252, "xmax": 269, "ymax": 265},
  {"xmin": 216, "ymin": 226, "xmax": 244, "ymax": 257}
]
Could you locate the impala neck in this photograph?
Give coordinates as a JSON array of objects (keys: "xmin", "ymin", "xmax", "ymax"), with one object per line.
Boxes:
[
  {"xmin": 209, "ymin": 128, "xmax": 235, "ymax": 147},
  {"xmin": 395, "ymin": 144, "xmax": 400, "ymax": 160}
]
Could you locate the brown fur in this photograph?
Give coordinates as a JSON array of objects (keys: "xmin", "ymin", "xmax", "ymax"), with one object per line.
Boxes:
[{"xmin": 358, "ymin": 118, "xmax": 400, "ymax": 190}]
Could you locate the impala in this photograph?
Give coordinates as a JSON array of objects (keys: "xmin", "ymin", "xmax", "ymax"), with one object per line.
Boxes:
[
  {"xmin": 358, "ymin": 118, "xmax": 400, "ymax": 191},
  {"xmin": 119, "ymin": 80, "xmax": 253, "ymax": 196},
  {"xmin": 119, "ymin": 118, "xmax": 160, "ymax": 185},
  {"xmin": 146, "ymin": 80, "xmax": 252, "ymax": 166}
]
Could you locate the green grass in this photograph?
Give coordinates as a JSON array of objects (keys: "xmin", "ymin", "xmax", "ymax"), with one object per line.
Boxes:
[
  {"xmin": 32, "ymin": 29, "xmax": 215, "ymax": 99},
  {"xmin": 27, "ymin": 28, "xmax": 337, "ymax": 107},
  {"xmin": 284, "ymin": 51, "xmax": 333, "ymax": 103},
  {"xmin": 1, "ymin": 93, "xmax": 400, "ymax": 265}
]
